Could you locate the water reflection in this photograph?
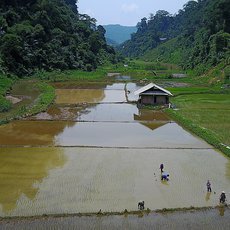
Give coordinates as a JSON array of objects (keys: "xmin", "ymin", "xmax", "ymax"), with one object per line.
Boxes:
[
  {"xmin": 101, "ymin": 90, "xmax": 126, "ymax": 103},
  {"xmin": 0, "ymin": 147, "xmax": 66, "ymax": 214},
  {"xmin": 160, "ymin": 179, "xmax": 169, "ymax": 186},
  {"xmin": 0, "ymin": 121, "xmax": 75, "ymax": 146},
  {"xmin": 30, "ymin": 105, "xmax": 84, "ymax": 121},
  {"xmin": 0, "ymin": 120, "xmax": 212, "ymax": 148},
  {"xmin": 218, "ymin": 206, "xmax": 225, "ymax": 216},
  {"xmin": 116, "ymin": 75, "xmax": 131, "ymax": 80},
  {"xmin": 78, "ymin": 104, "xmax": 138, "ymax": 122},
  {"xmin": 134, "ymin": 110, "xmax": 169, "ymax": 121},
  {"xmin": 226, "ymin": 161, "xmax": 230, "ymax": 180},
  {"xmin": 28, "ymin": 82, "xmax": 141, "ymax": 121},
  {"xmin": 29, "ymin": 103, "xmax": 170, "ymax": 124},
  {"xmin": 205, "ymin": 192, "xmax": 211, "ymax": 201},
  {"xmin": 55, "ymin": 122, "xmax": 210, "ymax": 148},
  {"xmin": 134, "ymin": 110, "xmax": 169, "ymax": 130},
  {"xmin": 55, "ymin": 89, "xmax": 105, "ymax": 104},
  {"xmin": 54, "ymin": 83, "xmax": 140, "ymax": 104},
  {"xmin": 138, "ymin": 122, "xmax": 167, "ymax": 131}
]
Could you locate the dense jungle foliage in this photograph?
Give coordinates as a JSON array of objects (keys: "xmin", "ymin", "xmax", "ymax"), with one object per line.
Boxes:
[
  {"xmin": 120, "ymin": 0, "xmax": 230, "ymax": 74},
  {"xmin": 0, "ymin": 0, "xmax": 117, "ymax": 76}
]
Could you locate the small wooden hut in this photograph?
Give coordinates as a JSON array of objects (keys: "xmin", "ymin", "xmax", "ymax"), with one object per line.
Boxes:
[{"xmin": 134, "ymin": 83, "xmax": 173, "ymax": 106}]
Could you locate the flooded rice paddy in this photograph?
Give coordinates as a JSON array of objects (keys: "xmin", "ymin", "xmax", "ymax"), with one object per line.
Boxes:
[
  {"xmin": 0, "ymin": 121, "xmax": 212, "ymax": 148},
  {"xmin": 0, "ymin": 82, "xmax": 230, "ymax": 217}
]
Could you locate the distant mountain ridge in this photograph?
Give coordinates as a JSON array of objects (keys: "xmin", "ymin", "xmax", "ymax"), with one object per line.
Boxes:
[{"xmin": 103, "ymin": 24, "xmax": 137, "ymax": 46}]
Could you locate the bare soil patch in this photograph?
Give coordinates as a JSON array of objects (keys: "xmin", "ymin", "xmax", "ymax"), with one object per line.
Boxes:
[{"xmin": 5, "ymin": 95, "xmax": 22, "ymax": 104}]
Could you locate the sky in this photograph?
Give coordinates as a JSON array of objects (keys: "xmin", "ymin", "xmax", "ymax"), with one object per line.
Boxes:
[{"xmin": 78, "ymin": 0, "xmax": 190, "ymax": 26}]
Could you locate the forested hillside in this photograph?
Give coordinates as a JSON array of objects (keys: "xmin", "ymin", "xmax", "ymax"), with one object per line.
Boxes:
[
  {"xmin": 0, "ymin": 0, "xmax": 117, "ymax": 76},
  {"xmin": 120, "ymin": 0, "xmax": 230, "ymax": 74},
  {"xmin": 103, "ymin": 24, "xmax": 137, "ymax": 46}
]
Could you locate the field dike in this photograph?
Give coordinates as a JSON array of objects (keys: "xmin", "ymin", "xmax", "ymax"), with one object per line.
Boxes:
[{"xmin": 0, "ymin": 206, "xmax": 228, "ymax": 221}]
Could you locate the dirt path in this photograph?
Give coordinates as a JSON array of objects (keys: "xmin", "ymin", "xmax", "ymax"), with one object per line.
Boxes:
[{"xmin": 0, "ymin": 208, "xmax": 229, "ymax": 229}]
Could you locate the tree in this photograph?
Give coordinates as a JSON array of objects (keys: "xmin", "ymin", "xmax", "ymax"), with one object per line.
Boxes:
[
  {"xmin": 118, "ymin": 0, "xmax": 230, "ymax": 73},
  {"xmin": 137, "ymin": 17, "xmax": 147, "ymax": 32},
  {"xmin": 0, "ymin": 0, "xmax": 117, "ymax": 76},
  {"xmin": 64, "ymin": 0, "xmax": 78, "ymax": 13}
]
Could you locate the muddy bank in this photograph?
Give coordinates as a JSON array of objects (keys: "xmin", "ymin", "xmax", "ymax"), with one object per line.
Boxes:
[
  {"xmin": 0, "ymin": 207, "xmax": 229, "ymax": 230},
  {"xmin": 5, "ymin": 95, "xmax": 22, "ymax": 104}
]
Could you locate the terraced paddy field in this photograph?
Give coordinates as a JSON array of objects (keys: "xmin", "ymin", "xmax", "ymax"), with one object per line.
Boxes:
[
  {"xmin": 0, "ymin": 82, "xmax": 229, "ymax": 219},
  {"xmin": 0, "ymin": 147, "xmax": 229, "ymax": 217}
]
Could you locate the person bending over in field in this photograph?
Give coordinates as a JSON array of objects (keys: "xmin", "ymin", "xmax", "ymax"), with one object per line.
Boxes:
[{"xmin": 220, "ymin": 191, "xmax": 226, "ymax": 204}]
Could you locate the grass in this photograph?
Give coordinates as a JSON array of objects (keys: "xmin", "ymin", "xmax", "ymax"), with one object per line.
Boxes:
[
  {"xmin": 32, "ymin": 60, "xmax": 184, "ymax": 83},
  {"xmin": 0, "ymin": 74, "xmax": 14, "ymax": 95},
  {"xmin": 121, "ymin": 60, "xmax": 183, "ymax": 80},
  {"xmin": 0, "ymin": 81, "xmax": 55, "ymax": 124},
  {"xmin": 0, "ymin": 75, "xmax": 14, "ymax": 112},
  {"xmin": 168, "ymin": 86, "xmax": 229, "ymax": 96},
  {"xmin": 164, "ymin": 64, "xmax": 230, "ymax": 156},
  {"xmin": 26, "ymin": 82, "xmax": 55, "ymax": 115},
  {"xmin": 0, "ymin": 96, "xmax": 12, "ymax": 112},
  {"xmin": 33, "ymin": 69, "xmax": 108, "ymax": 82},
  {"xmin": 166, "ymin": 92, "xmax": 230, "ymax": 157}
]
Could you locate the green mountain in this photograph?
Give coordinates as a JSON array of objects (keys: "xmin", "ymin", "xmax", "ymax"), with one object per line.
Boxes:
[
  {"xmin": 105, "ymin": 37, "xmax": 119, "ymax": 47},
  {"xmin": 120, "ymin": 0, "xmax": 230, "ymax": 74},
  {"xmin": 103, "ymin": 24, "xmax": 137, "ymax": 45},
  {"xmin": 0, "ymin": 0, "xmax": 117, "ymax": 76}
]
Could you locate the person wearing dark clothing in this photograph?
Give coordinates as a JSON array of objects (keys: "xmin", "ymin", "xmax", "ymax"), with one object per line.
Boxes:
[
  {"xmin": 138, "ymin": 201, "xmax": 145, "ymax": 210},
  {"xmin": 160, "ymin": 163, "xmax": 164, "ymax": 173},
  {"xmin": 206, "ymin": 180, "xmax": 212, "ymax": 192},
  {"xmin": 220, "ymin": 191, "xmax": 226, "ymax": 203},
  {"xmin": 161, "ymin": 172, "xmax": 169, "ymax": 181}
]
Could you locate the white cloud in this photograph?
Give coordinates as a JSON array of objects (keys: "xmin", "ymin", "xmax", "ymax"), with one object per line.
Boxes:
[
  {"xmin": 81, "ymin": 8, "xmax": 94, "ymax": 16},
  {"xmin": 121, "ymin": 3, "xmax": 139, "ymax": 13}
]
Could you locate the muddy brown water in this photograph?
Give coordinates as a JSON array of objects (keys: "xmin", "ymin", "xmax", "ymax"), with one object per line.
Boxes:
[
  {"xmin": 0, "ymin": 121, "xmax": 211, "ymax": 148},
  {"xmin": 0, "ymin": 147, "xmax": 229, "ymax": 217},
  {"xmin": 0, "ymin": 148, "xmax": 66, "ymax": 214},
  {"xmin": 29, "ymin": 103, "xmax": 168, "ymax": 122},
  {"xmin": 55, "ymin": 83, "xmax": 139, "ymax": 104},
  {"xmin": 0, "ymin": 82, "xmax": 230, "ymax": 217}
]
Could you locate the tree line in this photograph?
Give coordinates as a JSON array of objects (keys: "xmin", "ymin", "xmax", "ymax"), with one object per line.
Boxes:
[
  {"xmin": 0, "ymin": 0, "xmax": 117, "ymax": 76},
  {"xmin": 119, "ymin": 0, "xmax": 230, "ymax": 73}
]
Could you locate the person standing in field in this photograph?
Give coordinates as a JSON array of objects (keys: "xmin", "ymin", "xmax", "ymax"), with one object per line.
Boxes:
[
  {"xmin": 160, "ymin": 163, "xmax": 164, "ymax": 173},
  {"xmin": 206, "ymin": 180, "xmax": 212, "ymax": 192}
]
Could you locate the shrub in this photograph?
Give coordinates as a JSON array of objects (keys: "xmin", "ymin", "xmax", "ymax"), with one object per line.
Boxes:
[{"xmin": 0, "ymin": 95, "xmax": 12, "ymax": 112}]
